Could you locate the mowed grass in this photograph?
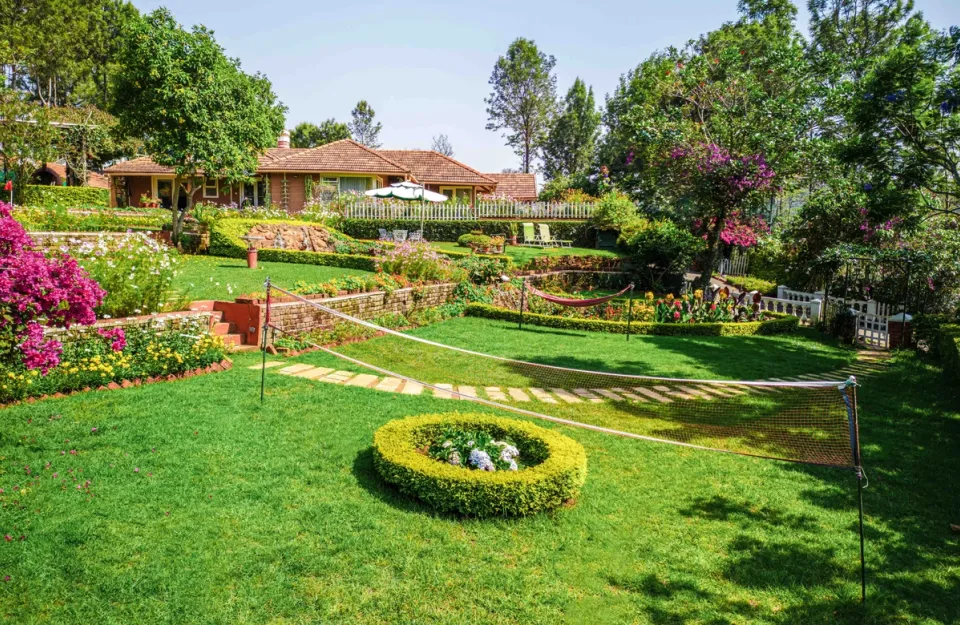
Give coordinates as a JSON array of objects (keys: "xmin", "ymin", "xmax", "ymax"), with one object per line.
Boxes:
[
  {"xmin": 0, "ymin": 329, "xmax": 957, "ymax": 624},
  {"xmin": 429, "ymin": 241, "xmax": 622, "ymax": 265},
  {"xmin": 172, "ymin": 255, "xmax": 373, "ymax": 301}
]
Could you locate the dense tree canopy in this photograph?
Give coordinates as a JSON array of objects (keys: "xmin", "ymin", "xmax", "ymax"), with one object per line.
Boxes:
[
  {"xmin": 113, "ymin": 8, "xmax": 286, "ymax": 241},
  {"xmin": 290, "ymin": 119, "xmax": 350, "ymax": 148},
  {"xmin": 542, "ymin": 78, "xmax": 600, "ymax": 180}
]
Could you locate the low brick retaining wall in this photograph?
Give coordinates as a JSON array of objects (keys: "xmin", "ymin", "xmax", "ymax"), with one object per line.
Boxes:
[
  {"xmin": 27, "ymin": 230, "xmax": 167, "ymax": 252},
  {"xmin": 253, "ymin": 282, "xmax": 457, "ymax": 343},
  {"xmin": 45, "ymin": 311, "xmax": 214, "ymax": 342}
]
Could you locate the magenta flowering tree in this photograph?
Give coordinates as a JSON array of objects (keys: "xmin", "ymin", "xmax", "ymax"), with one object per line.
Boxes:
[
  {"xmin": 668, "ymin": 143, "xmax": 776, "ymax": 289},
  {"xmin": 0, "ymin": 203, "xmax": 106, "ymax": 373}
]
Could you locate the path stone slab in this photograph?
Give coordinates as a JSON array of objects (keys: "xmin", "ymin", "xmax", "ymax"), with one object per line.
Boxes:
[
  {"xmin": 277, "ymin": 363, "xmax": 314, "ymax": 375},
  {"xmin": 248, "ymin": 361, "xmax": 284, "ymax": 370},
  {"xmin": 375, "ymin": 377, "xmax": 403, "ymax": 392},
  {"xmin": 300, "ymin": 367, "xmax": 335, "ymax": 380},
  {"xmin": 549, "ymin": 388, "xmax": 582, "ymax": 403},
  {"xmin": 573, "ymin": 388, "xmax": 604, "ymax": 403},
  {"xmin": 433, "ymin": 384, "xmax": 455, "ymax": 399},
  {"xmin": 593, "ymin": 389, "xmax": 625, "ymax": 401},
  {"xmin": 694, "ymin": 385, "xmax": 739, "ymax": 398},
  {"xmin": 319, "ymin": 370, "xmax": 355, "ymax": 384},
  {"xmin": 653, "ymin": 385, "xmax": 695, "ymax": 400},
  {"xmin": 400, "ymin": 381, "xmax": 423, "ymax": 395},
  {"xmin": 633, "ymin": 387, "xmax": 673, "ymax": 403},
  {"xmin": 345, "ymin": 374, "xmax": 380, "ymax": 388},
  {"xmin": 528, "ymin": 388, "xmax": 558, "ymax": 403},
  {"xmin": 485, "ymin": 387, "xmax": 508, "ymax": 402},
  {"xmin": 457, "ymin": 385, "xmax": 478, "ymax": 398},
  {"xmin": 611, "ymin": 387, "xmax": 646, "ymax": 402},
  {"xmin": 676, "ymin": 385, "xmax": 714, "ymax": 400},
  {"xmin": 508, "ymin": 388, "xmax": 530, "ymax": 402}
]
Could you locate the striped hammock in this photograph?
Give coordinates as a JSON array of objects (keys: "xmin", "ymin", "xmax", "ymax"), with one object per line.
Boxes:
[{"xmin": 526, "ymin": 282, "xmax": 635, "ymax": 307}]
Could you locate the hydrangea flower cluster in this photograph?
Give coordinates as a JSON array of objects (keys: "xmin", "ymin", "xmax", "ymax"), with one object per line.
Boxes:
[
  {"xmin": 428, "ymin": 429, "xmax": 521, "ymax": 472},
  {"xmin": 0, "ymin": 203, "xmax": 105, "ymax": 373}
]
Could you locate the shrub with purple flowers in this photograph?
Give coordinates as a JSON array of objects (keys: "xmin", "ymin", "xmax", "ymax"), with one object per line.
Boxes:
[
  {"xmin": 375, "ymin": 241, "xmax": 466, "ymax": 282},
  {"xmin": 0, "ymin": 202, "xmax": 105, "ymax": 374}
]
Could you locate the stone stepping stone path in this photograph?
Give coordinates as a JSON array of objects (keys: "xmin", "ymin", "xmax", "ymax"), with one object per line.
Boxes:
[{"xmin": 269, "ymin": 351, "xmax": 890, "ymax": 406}]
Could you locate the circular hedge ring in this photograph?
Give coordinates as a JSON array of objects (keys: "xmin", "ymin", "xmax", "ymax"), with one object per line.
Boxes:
[{"xmin": 372, "ymin": 412, "xmax": 587, "ymax": 517}]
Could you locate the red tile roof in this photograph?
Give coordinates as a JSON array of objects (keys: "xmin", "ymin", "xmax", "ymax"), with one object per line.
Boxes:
[
  {"xmin": 260, "ymin": 140, "xmax": 409, "ymax": 174},
  {"xmin": 377, "ymin": 150, "xmax": 496, "ymax": 186},
  {"xmin": 102, "ymin": 156, "xmax": 174, "ymax": 175},
  {"xmin": 484, "ymin": 173, "xmax": 538, "ymax": 201}
]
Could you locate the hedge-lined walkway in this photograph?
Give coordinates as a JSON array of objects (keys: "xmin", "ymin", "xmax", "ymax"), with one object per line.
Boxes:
[{"xmin": 256, "ymin": 349, "xmax": 890, "ymax": 404}]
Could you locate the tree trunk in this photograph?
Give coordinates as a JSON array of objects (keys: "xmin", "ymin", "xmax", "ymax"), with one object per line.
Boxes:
[{"xmin": 693, "ymin": 206, "xmax": 729, "ymax": 291}]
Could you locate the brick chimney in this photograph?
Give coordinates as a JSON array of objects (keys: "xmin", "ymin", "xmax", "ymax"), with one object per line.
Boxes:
[{"xmin": 277, "ymin": 130, "xmax": 290, "ymax": 149}]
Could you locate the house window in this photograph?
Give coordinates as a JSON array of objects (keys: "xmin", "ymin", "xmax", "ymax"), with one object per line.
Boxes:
[
  {"xmin": 441, "ymin": 187, "xmax": 472, "ymax": 203},
  {"xmin": 339, "ymin": 176, "xmax": 372, "ymax": 194},
  {"xmin": 240, "ymin": 179, "xmax": 267, "ymax": 208},
  {"xmin": 203, "ymin": 177, "xmax": 219, "ymax": 198}
]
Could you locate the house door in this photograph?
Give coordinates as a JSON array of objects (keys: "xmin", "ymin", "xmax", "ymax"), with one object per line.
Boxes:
[{"xmin": 156, "ymin": 179, "xmax": 173, "ymax": 208}]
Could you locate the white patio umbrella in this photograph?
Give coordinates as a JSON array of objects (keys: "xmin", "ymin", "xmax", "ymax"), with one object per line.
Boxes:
[{"xmin": 365, "ymin": 181, "xmax": 448, "ymax": 233}]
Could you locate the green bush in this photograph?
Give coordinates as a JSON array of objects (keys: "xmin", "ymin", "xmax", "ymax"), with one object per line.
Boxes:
[
  {"xmin": 208, "ymin": 218, "xmax": 376, "ymax": 271},
  {"xmin": 618, "ymin": 220, "xmax": 704, "ymax": 292},
  {"xmin": 589, "ymin": 192, "xmax": 638, "ymax": 232},
  {"xmin": 937, "ymin": 324, "xmax": 960, "ymax": 379},
  {"xmin": 457, "ymin": 233, "xmax": 492, "ymax": 248},
  {"xmin": 372, "ymin": 412, "xmax": 587, "ymax": 517},
  {"xmin": 465, "ymin": 303, "xmax": 799, "ymax": 336},
  {"xmin": 719, "ymin": 275, "xmax": 778, "ymax": 296},
  {"xmin": 21, "ymin": 185, "xmax": 110, "ymax": 208},
  {"xmin": 340, "ymin": 219, "xmax": 591, "ymax": 246}
]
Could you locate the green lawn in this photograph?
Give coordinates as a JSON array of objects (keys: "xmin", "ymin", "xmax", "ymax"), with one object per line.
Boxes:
[
  {"xmin": 429, "ymin": 241, "xmax": 622, "ymax": 265},
  {"xmin": 172, "ymin": 255, "xmax": 373, "ymax": 301},
  {"xmin": 1, "ymin": 322, "xmax": 957, "ymax": 624}
]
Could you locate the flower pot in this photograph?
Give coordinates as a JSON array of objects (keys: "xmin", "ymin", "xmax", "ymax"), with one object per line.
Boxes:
[{"xmin": 509, "ymin": 235, "xmax": 518, "ymax": 246}]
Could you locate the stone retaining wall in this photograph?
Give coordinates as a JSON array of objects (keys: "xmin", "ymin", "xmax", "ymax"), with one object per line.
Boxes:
[
  {"xmin": 262, "ymin": 283, "xmax": 457, "ymax": 341},
  {"xmin": 46, "ymin": 311, "xmax": 213, "ymax": 343}
]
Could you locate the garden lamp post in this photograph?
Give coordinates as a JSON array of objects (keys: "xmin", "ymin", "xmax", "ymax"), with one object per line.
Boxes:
[{"xmin": 240, "ymin": 235, "xmax": 263, "ymax": 269}]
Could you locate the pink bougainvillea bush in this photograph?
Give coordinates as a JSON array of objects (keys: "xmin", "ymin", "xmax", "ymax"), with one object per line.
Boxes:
[{"xmin": 0, "ymin": 202, "xmax": 105, "ymax": 373}]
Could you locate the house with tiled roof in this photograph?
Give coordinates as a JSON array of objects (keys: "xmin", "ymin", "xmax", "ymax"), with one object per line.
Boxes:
[
  {"xmin": 482, "ymin": 173, "xmax": 538, "ymax": 202},
  {"xmin": 103, "ymin": 132, "xmax": 507, "ymax": 210}
]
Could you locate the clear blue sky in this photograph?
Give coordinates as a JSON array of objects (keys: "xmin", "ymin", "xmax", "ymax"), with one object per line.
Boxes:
[{"xmin": 133, "ymin": 0, "xmax": 959, "ymax": 173}]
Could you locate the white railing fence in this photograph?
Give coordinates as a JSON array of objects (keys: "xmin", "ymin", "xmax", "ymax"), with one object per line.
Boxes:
[
  {"xmin": 856, "ymin": 313, "xmax": 890, "ymax": 349},
  {"xmin": 337, "ymin": 201, "xmax": 596, "ymax": 221},
  {"xmin": 717, "ymin": 249, "xmax": 750, "ymax": 277},
  {"xmin": 759, "ymin": 296, "xmax": 822, "ymax": 325},
  {"xmin": 776, "ymin": 286, "xmax": 894, "ymax": 317}
]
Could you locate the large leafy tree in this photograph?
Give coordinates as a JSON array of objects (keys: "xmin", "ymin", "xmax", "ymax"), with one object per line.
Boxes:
[
  {"xmin": 290, "ymin": 119, "xmax": 350, "ymax": 148},
  {"xmin": 848, "ymin": 17, "xmax": 960, "ymax": 218},
  {"xmin": 348, "ymin": 100, "xmax": 382, "ymax": 148},
  {"xmin": 542, "ymin": 78, "xmax": 600, "ymax": 179},
  {"xmin": 600, "ymin": 2, "xmax": 815, "ymax": 286},
  {"xmin": 485, "ymin": 38, "xmax": 557, "ymax": 173},
  {"xmin": 113, "ymin": 8, "xmax": 286, "ymax": 242}
]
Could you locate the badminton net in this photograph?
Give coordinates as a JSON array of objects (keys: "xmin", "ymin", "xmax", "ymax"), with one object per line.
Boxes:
[{"xmin": 264, "ymin": 284, "xmax": 861, "ymax": 469}]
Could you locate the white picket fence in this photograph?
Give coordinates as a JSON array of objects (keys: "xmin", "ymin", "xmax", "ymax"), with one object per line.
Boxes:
[
  {"xmin": 338, "ymin": 201, "xmax": 596, "ymax": 221},
  {"xmin": 717, "ymin": 249, "xmax": 750, "ymax": 277}
]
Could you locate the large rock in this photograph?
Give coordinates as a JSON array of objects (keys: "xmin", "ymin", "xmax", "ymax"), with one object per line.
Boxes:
[{"xmin": 247, "ymin": 223, "xmax": 338, "ymax": 252}]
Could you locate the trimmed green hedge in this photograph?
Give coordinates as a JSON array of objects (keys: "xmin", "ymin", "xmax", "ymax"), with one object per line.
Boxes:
[
  {"xmin": 22, "ymin": 185, "xmax": 110, "ymax": 208},
  {"xmin": 340, "ymin": 218, "xmax": 591, "ymax": 246},
  {"xmin": 209, "ymin": 218, "xmax": 376, "ymax": 271},
  {"xmin": 939, "ymin": 324, "xmax": 960, "ymax": 380},
  {"xmin": 465, "ymin": 303, "xmax": 800, "ymax": 336},
  {"xmin": 372, "ymin": 413, "xmax": 587, "ymax": 517},
  {"xmin": 14, "ymin": 206, "xmax": 167, "ymax": 232}
]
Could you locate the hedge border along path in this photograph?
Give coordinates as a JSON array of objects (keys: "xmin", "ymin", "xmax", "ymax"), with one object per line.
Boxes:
[
  {"xmin": 463, "ymin": 303, "xmax": 801, "ymax": 336},
  {"xmin": 371, "ymin": 412, "xmax": 587, "ymax": 517}
]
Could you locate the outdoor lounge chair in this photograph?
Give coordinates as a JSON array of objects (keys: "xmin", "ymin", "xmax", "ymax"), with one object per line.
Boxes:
[
  {"xmin": 538, "ymin": 224, "xmax": 572, "ymax": 248},
  {"xmin": 521, "ymin": 222, "xmax": 545, "ymax": 247},
  {"xmin": 378, "ymin": 228, "xmax": 393, "ymax": 241},
  {"xmin": 408, "ymin": 230, "xmax": 423, "ymax": 243}
]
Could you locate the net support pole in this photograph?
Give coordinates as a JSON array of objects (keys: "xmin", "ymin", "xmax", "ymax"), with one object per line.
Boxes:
[
  {"xmin": 518, "ymin": 279, "xmax": 527, "ymax": 331},
  {"xmin": 841, "ymin": 376, "xmax": 866, "ymax": 604},
  {"xmin": 626, "ymin": 284, "xmax": 635, "ymax": 342},
  {"xmin": 260, "ymin": 276, "xmax": 271, "ymax": 404}
]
